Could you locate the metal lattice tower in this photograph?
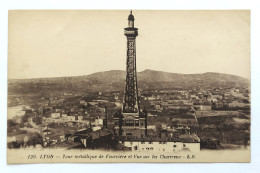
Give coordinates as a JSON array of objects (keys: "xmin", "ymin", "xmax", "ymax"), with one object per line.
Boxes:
[{"xmin": 123, "ymin": 10, "xmax": 140, "ymax": 114}]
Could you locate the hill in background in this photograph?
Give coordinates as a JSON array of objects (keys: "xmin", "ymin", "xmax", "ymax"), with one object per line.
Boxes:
[{"xmin": 8, "ymin": 69, "xmax": 250, "ymax": 94}]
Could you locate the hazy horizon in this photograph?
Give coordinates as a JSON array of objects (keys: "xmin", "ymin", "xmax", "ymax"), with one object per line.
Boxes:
[{"xmin": 8, "ymin": 10, "xmax": 250, "ymax": 79}]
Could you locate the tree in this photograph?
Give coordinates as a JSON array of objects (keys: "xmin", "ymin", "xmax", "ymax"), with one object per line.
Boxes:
[
  {"xmin": 28, "ymin": 132, "xmax": 43, "ymax": 146},
  {"xmin": 7, "ymin": 119, "xmax": 17, "ymax": 127},
  {"xmin": 26, "ymin": 123, "xmax": 33, "ymax": 128},
  {"xmin": 33, "ymin": 116, "xmax": 42, "ymax": 125}
]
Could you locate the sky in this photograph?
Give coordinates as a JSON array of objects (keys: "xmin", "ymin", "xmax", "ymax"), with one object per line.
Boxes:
[{"xmin": 8, "ymin": 10, "xmax": 250, "ymax": 79}]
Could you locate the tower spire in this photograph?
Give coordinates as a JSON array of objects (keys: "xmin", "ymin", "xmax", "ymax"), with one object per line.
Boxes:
[{"xmin": 123, "ymin": 11, "xmax": 139, "ymax": 113}]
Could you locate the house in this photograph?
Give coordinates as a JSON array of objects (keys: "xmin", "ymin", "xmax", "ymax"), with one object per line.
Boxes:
[
  {"xmin": 118, "ymin": 134, "xmax": 200, "ymax": 153},
  {"xmin": 67, "ymin": 116, "xmax": 78, "ymax": 121},
  {"xmin": 145, "ymin": 96, "xmax": 156, "ymax": 101},
  {"xmin": 7, "ymin": 136, "xmax": 16, "ymax": 143},
  {"xmin": 182, "ymin": 100, "xmax": 193, "ymax": 106},
  {"xmin": 213, "ymin": 101, "xmax": 224, "ymax": 109},
  {"xmin": 190, "ymin": 95, "xmax": 199, "ymax": 100},
  {"xmin": 75, "ymin": 129, "xmax": 114, "ymax": 149},
  {"xmin": 43, "ymin": 129, "xmax": 51, "ymax": 135},
  {"xmin": 95, "ymin": 116, "xmax": 104, "ymax": 127},
  {"xmin": 209, "ymin": 95, "xmax": 222, "ymax": 102},
  {"xmin": 13, "ymin": 116, "xmax": 22, "ymax": 124},
  {"xmin": 24, "ymin": 136, "xmax": 29, "ymax": 143},
  {"xmin": 228, "ymin": 101, "xmax": 245, "ymax": 108},
  {"xmin": 199, "ymin": 105, "xmax": 212, "ymax": 111},
  {"xmin": 155, "ymin": 104, "xmax": 163, "ymax": 111},
  {"xmin": 60, "ymin": 135, "xmax": 66, "ymax": 142},
  {"xmin": 92, "ymin": 126, "xmax": 102, "ymax": 131},
  {"xmin": 80, "ymin": 100, "xmax": 86, "ymax": 105},
  {"xmin": 61, "ymin": 113, "xmax": 68, "ymax": 119},
  {"xmin": 78, "ymin": 116, "xmax": 85, "ymax": 121},
  {"xmin": 17, "ymin": 110, "xmax": 26, "ymax": 117},
  {"xmin": 194, "ymin": 104, "xmax": 212, "ymax": 111},
  {"xmin": 51, "ymin": 112, "xmax": 60, "ymax": 119},
  {"xmin": 115, "ymin": 102, "xmax": 123, "ymax": 107}
]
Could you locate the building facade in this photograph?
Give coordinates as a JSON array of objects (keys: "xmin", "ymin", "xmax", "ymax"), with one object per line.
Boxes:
[{"xmin": 119, "ymin": 134, "xmax": 200, "ymax": 153}]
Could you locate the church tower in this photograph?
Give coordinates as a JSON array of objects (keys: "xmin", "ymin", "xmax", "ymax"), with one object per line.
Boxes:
[{"xmin": 113, "ymin": 11, "xmax": 147, "ymax": 138}]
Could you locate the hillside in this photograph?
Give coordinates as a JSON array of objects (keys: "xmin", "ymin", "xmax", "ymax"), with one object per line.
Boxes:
[{"xmin": 8, "ymin": 69, "xmax": 250, "ymax": 94}]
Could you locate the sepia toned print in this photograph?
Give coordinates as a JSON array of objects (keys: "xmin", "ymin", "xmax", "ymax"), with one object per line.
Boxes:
[{"xmin": 7, "ymin": 10, "xmax": 250, "ymax": 163}]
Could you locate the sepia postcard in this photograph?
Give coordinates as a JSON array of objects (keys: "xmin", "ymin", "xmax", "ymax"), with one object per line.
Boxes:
[{"xmin": 7, "ymin": 10, "xmax": 250, "ymax": 163}]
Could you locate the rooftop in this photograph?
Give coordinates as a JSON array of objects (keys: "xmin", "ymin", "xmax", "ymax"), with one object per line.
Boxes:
[{"xmin": 116, "ymin": 133, "xmax": 200, "ymax": 143}]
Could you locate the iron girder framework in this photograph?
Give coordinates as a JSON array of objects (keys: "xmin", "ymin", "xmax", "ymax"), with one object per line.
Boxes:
[{"xmin": 123, "ymin": 11, "xmax": 140, "ymax": 114}]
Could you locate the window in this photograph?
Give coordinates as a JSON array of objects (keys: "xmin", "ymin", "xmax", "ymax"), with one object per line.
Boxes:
[
  {"xmin": 126, "ymin": 133, "xmax": 133, "ymax": 136},
  {"xmin": 125, "ymin": 119, "xmax": 134, "ymax": 126},
  {"xmin": 183, "ymin": 144, "xmax": 186, "ymax": 147},
  {"xmin": 150, "ymin": 147, "xmax": 153, "ymax": 150},
  {"xmin": 173, "ymin": 145, "xmax": 177, "ymax": 148},
  {"xmin": 149, "ymin": 141, "xmax": 153, "ymax": 144}
]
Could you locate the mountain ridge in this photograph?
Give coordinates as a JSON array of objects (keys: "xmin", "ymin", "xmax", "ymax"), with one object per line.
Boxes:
[
  {"xmin": 8, "ymin": 69, "xmax": 249, "ymax": 93},
  {"xmin": 9, "ymin": 69, "xmax": 249, "ymax": 81}
]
